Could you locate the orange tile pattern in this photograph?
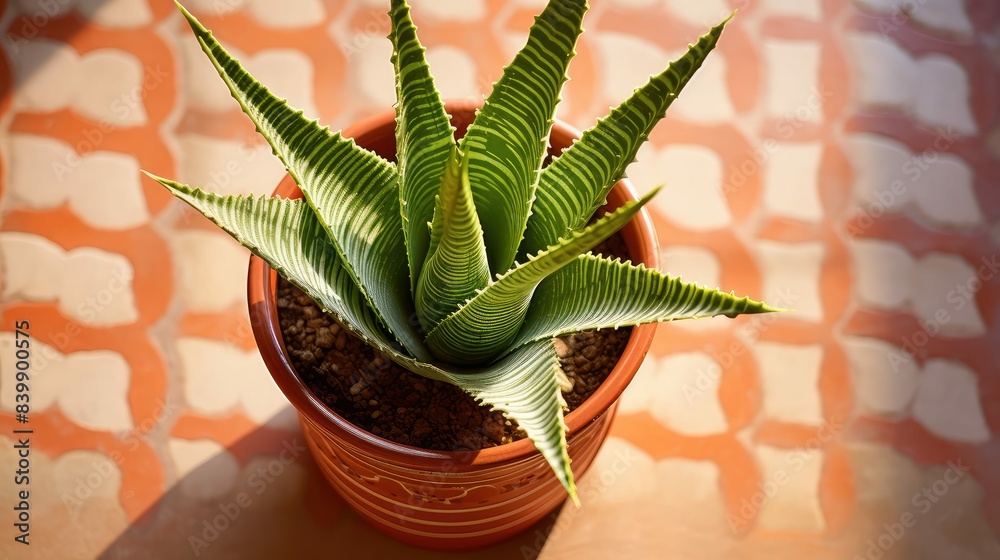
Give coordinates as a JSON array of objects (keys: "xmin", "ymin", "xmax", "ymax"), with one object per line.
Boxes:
[{"xmin": 1, "ymin": 0, "xmax": 999, "ymax": 558}]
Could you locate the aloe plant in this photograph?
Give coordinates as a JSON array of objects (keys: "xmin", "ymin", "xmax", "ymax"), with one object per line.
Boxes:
[{"xmin": 150, "ymin": 0, "xmax": 777, "ymax": 502}]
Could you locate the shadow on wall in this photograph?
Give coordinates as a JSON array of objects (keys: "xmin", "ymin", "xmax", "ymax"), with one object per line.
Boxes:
[
  {"xmin": 96, "ymin": 407, "xmax": 555, "ymax": 560},
  {"xmin": 1, "ymin": 0, "xmax": 118, "ymax": 101}
]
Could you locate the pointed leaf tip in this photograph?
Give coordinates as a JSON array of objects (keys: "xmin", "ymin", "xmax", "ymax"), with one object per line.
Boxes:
[
  {"xmin": 174, "ymin": 2, "xmax": 206, "ymax": 34},
  {"xmin": 568, "ymin": 484, "xmax": 581, "ymax": 507}
]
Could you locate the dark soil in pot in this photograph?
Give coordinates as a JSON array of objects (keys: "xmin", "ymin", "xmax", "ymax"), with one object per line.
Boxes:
[{"xmin": 276, "ymin": 235, "xmax": 633, "ymax": 452}]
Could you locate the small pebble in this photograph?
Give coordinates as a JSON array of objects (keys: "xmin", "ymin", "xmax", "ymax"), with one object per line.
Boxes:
[
  {"xmin": 349, "ymin": 379, "xmax": 367, "ymax": 395},
  {"xmin": 315, "ymin": 327, "xmax": 335, "ymax": 349},
  {"xmin": 412, "ymin": 418, "xmax": 432, "ymax": 438},
  {"xmin": 553, "ymin": 338, "xmax": 571, "ymax": 358}
]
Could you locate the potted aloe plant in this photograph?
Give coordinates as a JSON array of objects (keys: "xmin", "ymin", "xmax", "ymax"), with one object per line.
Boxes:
[{"xmin": 150, "ymin": 0, "xmax": 776, "ymax": 550}]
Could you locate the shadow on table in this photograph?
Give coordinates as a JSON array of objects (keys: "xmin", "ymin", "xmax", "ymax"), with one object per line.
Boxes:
[{"xmin": 96, "ymin": 408, "xmax": 560, "ymax": 560}]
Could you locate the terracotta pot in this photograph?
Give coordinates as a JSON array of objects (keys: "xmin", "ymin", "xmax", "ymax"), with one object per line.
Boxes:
[{"xmin": 247, "ymin": 101, "xmax": 659, "ymax": 550}]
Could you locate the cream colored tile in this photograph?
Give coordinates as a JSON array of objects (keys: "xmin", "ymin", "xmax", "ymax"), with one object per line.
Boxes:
[
  {"xmin": 171, "ymin": 231, "xmax": 250, "ymax": 313},
  {"xmin": 247, "ymin": 0, "xmax": 324, "ymax": 28},
  {"xmin": 177, "ymin": 134, "xmax": 286, "ymax": 197},
  {"xmin": 183, "ymin": 0, "xmax": 248, "ymax": 14},
  {"xmin": 242, "ymin": 353, "xmax": 292, "ymax": 425},
  {"xmin": 761, "ymin": 0, "xmax": 822, "ymax": 20},
  {"xmin": 846, "ymin": 34, "xmax": 918, "ymax": 110},
  {"xmin": 845, "ymin": 132, "xmax": 918, "ymax": 213},
  {"xmin": 755, "ymin": 241, "xmax": 825, "ymax": 322},
  {"xmin": 9, "ymin": 134, "xmax": 150, "ymax": 229},
  {"xmin": 60, "ymin": 352, "xmax": 135, "ymax": 432},
  {"xmin": 77, "ymin": 0, "xmax": 153, "ymax": 28},
  {"xmin": 763, "ymin": 40, "xmax": 824, "ymax": 122},
  {"xmin": 0, "ymin": 232, "xmax": 65, "ymax": 301},
  {"xmin": 851, "ymin": 239, "xmax": 915, "ymax": 310},
  {"xmin": 176, "ymin": 337, "xmax": 281, "ymax": 420},
  {"xmin": 641, "ymin": 353, "xmax": 729, "ymax": 436},
  {"xmin": 176, "ymin": 338, "xmax": 244, "ymax": 415},
  {"xmin": 846, "ymin": 442, "xmax": 922, "ymax": 507},
  {"xmin": 425, "ymin": 46, "xmax": 480, "ymax": 99},
  {"xmin": 75, "ymin": 49, "xmax": 148, "ymax": 126},
  {"xmin": 912, "ymin": 253, "xmax": 986, "ymax": 335},
  {"xmin": 755, "ymin": 342, "xmax": 825, "ymax": 426},
  {"xmin": 754, "ymin": 445, "xmax": 826, "ymax": 533},
  {"xmin": 610, "ymin": 0, "xmax": 659, "ymax": 8},
  {"xmin": 661, "ymin": 246, "xmax": 721, "ymax": 288},
  {"xmin": 915, "ymin": 55, "xmax": 977, "ymax": 135},
  {"xmin": 8, "ymin": 134, "xmax": 73, "ymax": 207},
  {"xmin": 844, "ymin": 337, "xmax": 917, "ymax": 416},
  {"xmin": 9, "ymin": 39, "xmax": 82, "ymax": 112},
  {"xmin": 409, "ymin": 0, "xmax": 486, "ymax": 21},
  {"xmin": 178, "ymin": 38, "xmax": 236, "ymax": 113},
  {"xmin": 70, "ymin": 151, "xmax": 150, "ymax": 229},
  {"xmin": 249, "ymin": 49, "xmax": 319, "ymax": 120},
  {"xmin": 632, "ymin": 143, "xmax": 732, "ymax": 231},
  {"xmin": 618, "ymin": 356, "xmax": 659, "ymax": 415},
  {"xmin": 764, "ymin": 142, "xmax": 824, "ymax": 222},
  {"xmin": 61, "ymin": 248, "xmax": 139, "ymax": 326},
  {"xmin": 913, "ymin": 360, "xmax": 990, "ymax": 443},
  {"xmin": 664, "ymin": 0, "xmax": 731, "ymax": 28},
  {"xmin": 180, "ymin": 42, "xmax": 318, "ymax": 117},
  {"xmin": 0, "ymin": 233, "xmax": 139, "ymax": 326},
  {"xmin": 351, "ymin": 34, "xmax": 396, "ymax": 108},
  {"xmin": 594, "ymin": 33, "xmax": 666, "ymax": 106},
  {"xmin": 0, "ymin": 335, "xmax": 133, "ymax": 432},
  {"xmin": 53, "ymin": 450, "xmax": 123, "ymax": 503},
  {"xmin": 911, "ymin": 153, "xmax": 982, "ymax": 228}
]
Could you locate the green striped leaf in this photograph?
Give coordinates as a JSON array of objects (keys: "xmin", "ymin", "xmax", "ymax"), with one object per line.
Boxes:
[
  {"xmin": 425, "ymin": 187, "xmax": 659, "ymax": 365},
  {"xmin": 519, "ymin": 15, "xmax": 730, "ymax": 258},
  {"xmin": 148, "ymin": 175, "xmax": 398, "ymax": 352},
  {"xmin": 459, "ymin": 0, "xmax": 587, "ymax": 275},
  {"xmin": 415, "ymin": 146, "xmax": 491, "ymax": 332},
  {"xmin": 432, "ymin": 340, "xmax": 576, "ymax": 502},
  {"xmin": 177, "ymin": 3, "xmax": 429, "ymax": 362},
  {"xmin": 511, "ymin": 253, "xmax": 780, "ymax": 349},
  {"xmin": 153, "ymin": 176, "xmax": 577, "ymax": 499},
  {"xmin": 390, "ymin": 0, "xmax": 456, "ymax": 291}
]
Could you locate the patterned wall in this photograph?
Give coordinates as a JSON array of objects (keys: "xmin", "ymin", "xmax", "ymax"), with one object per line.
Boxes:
[{"xmin": 0, "ymin": 0, "xmax": 998, "ymax": 558}]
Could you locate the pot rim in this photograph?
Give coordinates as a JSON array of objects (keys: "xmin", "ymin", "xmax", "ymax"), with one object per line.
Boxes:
[{"xmin": 248, "ymin": 99, "xmax": 659, "ymax": 469}]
